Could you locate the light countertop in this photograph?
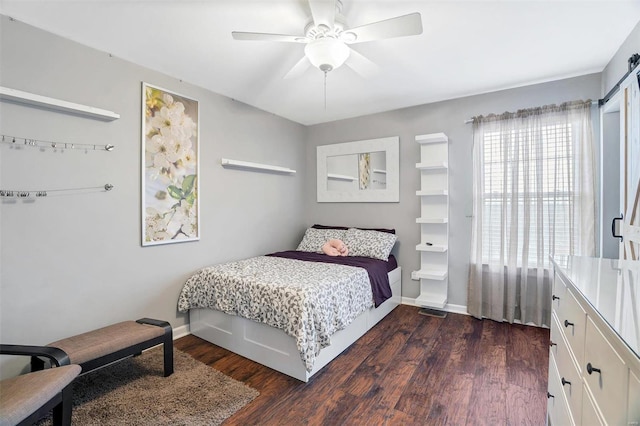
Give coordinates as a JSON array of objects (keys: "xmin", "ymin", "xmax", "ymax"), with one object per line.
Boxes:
[{"xmin": 551, "ymin": 255, "xmax": 640, "ymax": 359}]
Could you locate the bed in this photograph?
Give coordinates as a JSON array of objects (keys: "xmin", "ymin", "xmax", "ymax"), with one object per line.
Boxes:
[{"xmin": 177, "ymin": 226, "xmax": 401, "ymax": 382}]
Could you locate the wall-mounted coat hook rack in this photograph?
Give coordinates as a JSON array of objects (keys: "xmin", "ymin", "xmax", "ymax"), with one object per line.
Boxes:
[
  {"xmin": 0, "ymin": 184, "xmax": 113, "ymax": 198},
  {"xmin": 1, "ymin": 134, "xmax": 115, "ymax": 152}
]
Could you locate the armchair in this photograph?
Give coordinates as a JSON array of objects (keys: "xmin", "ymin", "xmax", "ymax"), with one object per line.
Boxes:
[{"xmin": 0, "ymin": 344, "xmax": 80, "ymax": 426}]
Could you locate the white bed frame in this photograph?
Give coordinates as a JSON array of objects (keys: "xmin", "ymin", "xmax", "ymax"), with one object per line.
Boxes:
[{"xmin": 189, "ymin": 267, "xmax": 401, "ymax": 382}]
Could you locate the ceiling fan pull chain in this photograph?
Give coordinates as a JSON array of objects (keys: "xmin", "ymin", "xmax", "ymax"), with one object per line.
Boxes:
[{"xmin": 324, "ymin": 71, "xmax": 327, "ymax": 110}]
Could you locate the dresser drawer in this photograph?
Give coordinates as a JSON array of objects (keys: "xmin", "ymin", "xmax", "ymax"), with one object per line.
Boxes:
[
  {"xmin": 556, "ymin": 288, "xmax": 587, "ymax": 368},
  {"xmin": 629, "ymin": 369, "xmax": 640, "ymax": 424},
  {"xmin": 584, "ymin": 316, "xmax": 627, "ymax": 425},
  {"xmin": 552, "ymin": 271, "xmax": 567, "ymax": 312},
  {"xmin": 551, "ymin": 314, "xmax": 583, "ymax": 423},
  {"xmin": 581, "ymin": 384, "xmax": 604, "ymax": 426},
  {"xmin": 550, "ymin": 312, "xmax": 562, "ymax": 358},
  {"xmin": 548, "ymin": 354, "xmax": 574, "ymax": 426}
]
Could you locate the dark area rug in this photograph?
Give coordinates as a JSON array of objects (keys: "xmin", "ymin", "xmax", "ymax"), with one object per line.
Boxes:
[{"xmin": 37, "ymin": 347, "xmax": 259, "ymax": 425}]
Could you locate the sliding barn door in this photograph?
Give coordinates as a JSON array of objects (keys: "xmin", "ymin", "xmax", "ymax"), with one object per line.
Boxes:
[{"xmin": 620, "ymin": 65, "xmax": 640, "ymax": 260}]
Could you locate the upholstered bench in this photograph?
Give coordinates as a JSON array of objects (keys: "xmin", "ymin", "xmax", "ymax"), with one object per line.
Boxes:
[
  {"xmin": 31, "ymin": 318, "xmax": 173, "ymax": 377},
  {"xmin": 1, "ymin": 344, "xmax": 80, "ymax": 426}
]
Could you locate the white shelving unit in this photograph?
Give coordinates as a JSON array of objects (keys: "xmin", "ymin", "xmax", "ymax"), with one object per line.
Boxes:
[{"xmin": 414, "ymin": 132, "xmax": 449, "ymax": 309}]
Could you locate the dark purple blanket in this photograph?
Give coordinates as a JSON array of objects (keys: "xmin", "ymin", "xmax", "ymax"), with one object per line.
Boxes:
[{"xmin": 266, "ymin": 251, "xmax": 396, "ymax": 307}]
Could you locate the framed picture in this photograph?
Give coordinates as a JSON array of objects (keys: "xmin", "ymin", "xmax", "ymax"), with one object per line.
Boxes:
[
  {"xmin": 141, "ymin": 82, "xmax": 199, "ymax": 246},
  {"xmin": 317, "ymin": 137, "xmax": 399, "ymax": 202}
]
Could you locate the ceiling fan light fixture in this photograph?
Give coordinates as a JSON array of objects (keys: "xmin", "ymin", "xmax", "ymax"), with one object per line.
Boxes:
[{"xmin": 304, "ymin": 37, "xmax": 350, "ymax": 72}]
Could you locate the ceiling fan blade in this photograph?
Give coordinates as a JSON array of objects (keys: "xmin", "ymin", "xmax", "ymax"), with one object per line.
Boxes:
[
  {"xmin": 308, "ymin": 0, "xmax": 336, "ymax": 29},
  {"xmin": 345, "ymin": 48, "xmax": 379, "ymax": 78},
  {"xmin": 232, "ymin": 31, "xmax": 307, "ymax": 43},
  {"xmin": 345, "ymin": 12, "xmax": 423, "ymax": 44},
  {"xmin": 284, "ymin": 56, "xmax": 312, "ymax": 79}
]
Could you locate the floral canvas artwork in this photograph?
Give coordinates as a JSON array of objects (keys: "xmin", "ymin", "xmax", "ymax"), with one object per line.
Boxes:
[{"xmin": 142, "ymin": 83, "xmax": 199, "ymax": 246}]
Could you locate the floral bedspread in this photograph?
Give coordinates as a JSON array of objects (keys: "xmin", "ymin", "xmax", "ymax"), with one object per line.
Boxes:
[{"xmin": 177, "ymin": 256, "xmax": 374, "ymax": 371}]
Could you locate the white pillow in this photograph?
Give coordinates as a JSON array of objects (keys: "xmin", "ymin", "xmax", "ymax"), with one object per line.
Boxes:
[
  {"xmin": 296, "ymin": 228, "xmax": 347, "ymax": 253},
  {"xmin": 342, "ymin": 228, "xmax": 397, "ymax": 261}
]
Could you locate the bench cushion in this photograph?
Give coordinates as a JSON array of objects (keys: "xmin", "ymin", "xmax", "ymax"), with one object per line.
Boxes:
[
  {"xmin": 0, "ymin": 364, "xmax": 80, "ymax": 426},
  {"xmin": 46, "ymin": 321, "xmax": 165, "ymax": 365}
]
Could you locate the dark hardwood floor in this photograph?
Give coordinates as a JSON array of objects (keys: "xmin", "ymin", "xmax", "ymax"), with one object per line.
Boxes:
[{"xmin": 175, "ymin": 305, "xmax": 550, "ymax": 425}]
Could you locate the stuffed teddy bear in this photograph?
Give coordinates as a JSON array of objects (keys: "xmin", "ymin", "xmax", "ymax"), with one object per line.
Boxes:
[{"xmin": 322, "ymin": 239, "xmax": 349, "ymax": 256}]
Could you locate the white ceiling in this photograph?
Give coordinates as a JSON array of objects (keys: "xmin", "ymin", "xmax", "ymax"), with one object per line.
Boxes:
[{"xmin": 1, "ymin": 0, "xmax": 639, "ymax": 125}]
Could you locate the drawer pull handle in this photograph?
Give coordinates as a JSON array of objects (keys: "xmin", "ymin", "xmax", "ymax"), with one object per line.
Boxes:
[
  {"xmin": 552, "ymin": 295, "xmax": 560, "ymax": 301},
  {"xmin": 586, "ymin": 363, "xmax": 601, "ymax": 375},
  {"xmin": 547, "ymin": 392, "xmax": 554, "ymax": 399},
  {"xmin": 564, "ymin": 320, "xmax": 574, "ymax": 328},
  {"xmin": 561, "ymin": 377, "xmax": 571, "ymax": 387},
  {"xmin": 549, "ymin": 341, "xmax": 557, "ymax": 347}
]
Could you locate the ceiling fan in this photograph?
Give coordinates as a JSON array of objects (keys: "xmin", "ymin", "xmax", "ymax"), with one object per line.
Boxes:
[{"xmin": 231, "ymin": 0, "xmax": 423, "ymax": 78}]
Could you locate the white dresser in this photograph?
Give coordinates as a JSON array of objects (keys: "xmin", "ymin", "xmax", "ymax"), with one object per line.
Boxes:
[{"xmin": 548, "ymin": 256, "xmax": 640, "ymax": 425}]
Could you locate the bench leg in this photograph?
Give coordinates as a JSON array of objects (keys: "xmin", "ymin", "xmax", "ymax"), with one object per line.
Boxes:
[
  {"xmin": 163, "ymin": 335, "xmax": 174, "ymax": 377},
  {"xmin": 52, "ymin": 382, "xmax": 73, "ymax": 426},
  {"xmin": 137, "ymin": 318, "xmax": 174, "ymax": 377}
]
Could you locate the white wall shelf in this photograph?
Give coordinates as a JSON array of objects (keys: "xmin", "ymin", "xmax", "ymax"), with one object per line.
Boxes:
[
  {"xmin": 0, "ymin": 86, "xmax": 120, "ymax": 121},
  {"xmin": 416, "ymin": 244, "xmax": 448, "ymax": 252},
  {"xmin": 414, "ymin": 132, "xmax": 449, "ymax": 310},
  {"xmin": 415, "ymin": 292, "xmax": 447, "ymax": 308},
  {"xmin": 327, "ymin": 173, "xmax": 356, "ymax": 181},
  {"xmin": 416, "ymin": 162, "xmax": 448, "ymax": 170},
  {"xmin": 416, "ymin": 217, "xmax": 448, "ymax": 224},
  {"xmin": 416, "ymin": 189, "xmax": 448, "ymax": 196},
  {"xmin": 220, "ymin": 158, "xmax": 296, "ymax": 175},
  {"xmin": 411, "ymin": 269, "xmax": 448, "ymax": 280},
  {"xmin": 416, "ymin": 133, "xmax": 449, "ymax": 145}
]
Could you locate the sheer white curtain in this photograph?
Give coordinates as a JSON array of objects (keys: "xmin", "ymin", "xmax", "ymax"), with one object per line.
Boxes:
[{"xmin": 468, "ymin": 101, "xmax": 596, "ymax": 326}]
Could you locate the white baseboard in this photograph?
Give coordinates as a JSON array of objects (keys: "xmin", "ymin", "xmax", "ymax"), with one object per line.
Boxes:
[
  {"xmin": 172, "ymin": 324, "xmax": 191, "ymax": 340},
  {"xmin": 401, "ymin": 297, "xmax": 468, "ymax": 316}
]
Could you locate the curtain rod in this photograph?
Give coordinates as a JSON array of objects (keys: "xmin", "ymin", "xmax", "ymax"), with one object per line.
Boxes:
[{"xmin": 464, "ymin": 99, "xmax": 600, "ymax": 124}]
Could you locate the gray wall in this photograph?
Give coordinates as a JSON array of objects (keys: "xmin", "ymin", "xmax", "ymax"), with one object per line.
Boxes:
[
  {"xmin": 601, "ymin": 111, "xmax": 621, "ymax": 259},
  {"xmin": 0, "ymin": 16, "xmax": 306, "ymax": 376},
  {"xmin": 305, "ymin": 74, "xmax": 602, "ymax": 306}
]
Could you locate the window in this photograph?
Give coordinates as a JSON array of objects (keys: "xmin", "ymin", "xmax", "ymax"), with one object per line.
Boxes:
[
  {"xmin": 468, "ymin": 100, "xmax": 595, "ymax": 325},
  {"xmin": 481, "ymin": 122, "xmax": 577, "ymax": 266}
]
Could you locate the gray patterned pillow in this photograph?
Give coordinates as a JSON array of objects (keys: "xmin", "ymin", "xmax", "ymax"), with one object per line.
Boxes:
[
  {"xmin": 343, "ymin": 227, "xmax": 397, "ymax": 261},
  {"xmin": 296, "ymin": 227, "xmax": 347, "ymax": 253}
]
